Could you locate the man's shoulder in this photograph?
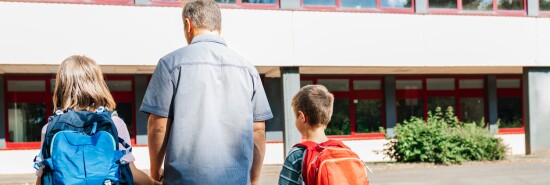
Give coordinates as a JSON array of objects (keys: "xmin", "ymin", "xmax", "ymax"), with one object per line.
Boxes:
[{"xmin": 159, "ymin": 45, "xmax": 257, "ymax": 73}]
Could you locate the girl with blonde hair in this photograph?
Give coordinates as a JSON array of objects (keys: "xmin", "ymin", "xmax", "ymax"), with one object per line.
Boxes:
[{"xmin": 36, "ymin": 55, "xmax": 158, "ymax": 185}]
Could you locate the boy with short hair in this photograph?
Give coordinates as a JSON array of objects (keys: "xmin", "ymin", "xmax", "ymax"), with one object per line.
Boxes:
[{"xmin": 278, "ymin": 85, "xmax": 369, "ymax": 185}]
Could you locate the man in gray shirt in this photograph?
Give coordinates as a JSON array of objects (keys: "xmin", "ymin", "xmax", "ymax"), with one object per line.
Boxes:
[{"xmin": 140, "ymin": 0, "xmax": 273, "ymax": 184}]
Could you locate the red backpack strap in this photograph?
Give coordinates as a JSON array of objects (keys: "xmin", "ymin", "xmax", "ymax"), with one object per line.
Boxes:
[{"xmin": 320, "ymin": 139, "xmax": 350, "ymax": 149}]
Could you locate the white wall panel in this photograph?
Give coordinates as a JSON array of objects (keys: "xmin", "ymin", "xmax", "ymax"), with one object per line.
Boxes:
[{"xmin": 1, "ymin": 2, "xmax": 549, "ymax": 68}]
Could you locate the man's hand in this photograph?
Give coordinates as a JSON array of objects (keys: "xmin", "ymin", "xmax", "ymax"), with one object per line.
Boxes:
[
  {"xmin": 148, "ymin": 114, "xmax": 170, "ymax": 181},
  {"xmin": 250, "ymin": 121, "xmax": 266, "ymax": 185}
]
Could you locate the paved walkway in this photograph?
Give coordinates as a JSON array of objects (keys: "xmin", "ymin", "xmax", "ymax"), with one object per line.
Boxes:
[{"xmin": 2, "ymin": 153, "xmax": 549, "ymax": 185}]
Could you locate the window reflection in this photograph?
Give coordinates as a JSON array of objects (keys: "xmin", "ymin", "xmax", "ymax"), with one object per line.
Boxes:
[
  {"xmin": 326, "ymin": 98, "xmax": 350, "ymax": 135},
  {"xmin": 429, "ymin": 0, "xmax": 457, "ymax": 8},
  {"xmin": 355, "ymin": 99, "xmax": 382, "ymax": 133},
  {"xmin": 8, "ymin": 103, "xmax": 46, "ymax": 142},
  {"xmin": 462, "ymin": 0, "xmax": 493, "ymax": 10},
  {"xmin": 116, "ymin": 103, "xmax": 134, "ymax": 137},
  {"xmin": 497, "ymin": 97, "xmax": 522, "ymax": 128},
  {"xmin": 428, "ymin": 97, "xmax": 455, "ymax": 114},
  {"xmin": 242, "ymin": 0, "xmax": 276, "ymax": 3},
  {"xmin": 397, "ymin": 99, "xmax": 424, "ymax": 123},
  {"xmin": 542, "ymin": 0, "xmax": 550, "ymax": 11},
  {"xmin": 342, "ymin": 0, "xmax": 376, "ymax": 8},
  {"xmin": 460, "ymin": 98, "xmax": 484, "ymax": 123},
  {"xmin": 303, "ymin": 0, "xmax": 336, "ymax": 6},
  {"xmin": 381, "ymin": 0, "xmax": 412, "ymax": 8},
  {"xmin": 498, "ymin": 0, "xmax": 524, "ymax": 10}
]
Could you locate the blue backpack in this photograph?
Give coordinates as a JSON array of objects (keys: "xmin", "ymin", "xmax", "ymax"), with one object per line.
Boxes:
[{"xmin": 35, "ymin": 107, "xmax": 134, "ymax": 185}]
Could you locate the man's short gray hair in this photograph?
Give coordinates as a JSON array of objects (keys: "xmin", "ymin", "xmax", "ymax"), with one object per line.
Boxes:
[{"xmin": 182, "ymin": 0, "xmax": 222, "ymax": 31}]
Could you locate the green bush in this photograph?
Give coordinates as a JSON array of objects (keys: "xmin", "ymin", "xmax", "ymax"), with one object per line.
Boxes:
[{"xmin": 381, "ymin": 106, "xmax": 507, "ymax": 165}]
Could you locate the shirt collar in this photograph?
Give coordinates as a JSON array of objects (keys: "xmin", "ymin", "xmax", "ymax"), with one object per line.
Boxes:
[{"xmin": 190, "ymin": 34, "xmax": 227, "ymax": 46}]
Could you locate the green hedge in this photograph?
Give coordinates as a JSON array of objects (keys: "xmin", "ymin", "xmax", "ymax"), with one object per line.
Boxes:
[{"xmin": 381, "ymin": 107, "xmax": 507, "ymax": 165}]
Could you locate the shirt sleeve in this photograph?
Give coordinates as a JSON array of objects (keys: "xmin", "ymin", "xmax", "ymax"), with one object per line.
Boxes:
[
  {"xmin": 112, "ymin": 116, "xmax": 136, "ymax": 163},
  {"xmin": 251, "ymin": 70, "xmax": 273, "ymax": 122},
  {"xmin": 278, "ymin": 147, "xmax": 304, "ymax": 185},
  {"xmin": 140, "ymin": 59, "xmax": 174, "ymax": 118}
]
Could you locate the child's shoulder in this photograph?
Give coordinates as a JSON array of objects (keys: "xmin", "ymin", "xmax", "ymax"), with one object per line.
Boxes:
[{"xmin": 285, "ymin": 146, "xmax": 306, "ymax": 161}]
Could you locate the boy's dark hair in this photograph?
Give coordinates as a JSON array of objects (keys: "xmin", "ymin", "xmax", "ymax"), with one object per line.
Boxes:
[
  {"xmin": 182, "ymin": 0, "xmax": 222, "ymax": 31},
  {"xmin": 292, "ymin": 85, "xmax": 334, "ymax": 126}
]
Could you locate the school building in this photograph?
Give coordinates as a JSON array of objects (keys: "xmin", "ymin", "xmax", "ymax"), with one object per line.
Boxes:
[{"xmin": 1, "ymin": 0, "xmax": 550, "ymax": 174}]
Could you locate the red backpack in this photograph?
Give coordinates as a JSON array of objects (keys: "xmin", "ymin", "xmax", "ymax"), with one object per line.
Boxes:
[{"xmin": 294, "ymin": 140, "xmax": 370, "ymax": 185}]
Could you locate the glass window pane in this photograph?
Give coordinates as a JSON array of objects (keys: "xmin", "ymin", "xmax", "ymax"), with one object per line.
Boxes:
[
  {"xmin": 396, "ymin": 80, "xmax": 422, "ymax": 90},
  {"xmin": 317, "ymin": 79, "xmax": 349, "ymax": 92},
  {"xmin": 326, "ymin": 98, "xmax": 350, "ymax": 135},
  {"xmin": 8, "ymin": 103, "xmax": 46, "ymax": 142},
  {"xmin": 497, "ymin": 79, "xmax": 520, "ymax": 88},
  {"xmin": 381, "ymin": 0, "xmax": 412, "ymax": 7},
  {"xmin": 7, "ymin": 80, "xmax": 46, "ymax": 92},
  {"xmin": 303, "ymin": 0, "xmax": 336, "ymax": 6},
  {"xmin": 106, "ymin": 80, "xmax": 132, "ymax": 92},
  {"xmin": 354, "ymin": 80, "xmax": 381, "ymax": 90},
  {"xmin": 463, "ymin": 0, "xmax": 493, "ymax": 11},
  {"xmin": 460, "ymin": 98, "xmax": 484, "ymax": 123},
  {"xmin": 427, "ymin": 78, "xmax": 455, "ymax": 90},
  {"xmin": 215, "ymin": 0, "xmax": 236, "ymax": 3},
  {"xmin": 428, "ymin": 97, "xmax": 456, "ymax": 114},
  {"xmin": 497, "ymin": 97, "xmax": 522, "ymax": 128},
  {"xmin": 242, "ymin": 0, "xmax": 276, "ymax": 3},
  {"xmin": 542, "ymin": 0, "xmax": 550, "ymax": 11},
  {"xmin": 342, "ymin": 0, "xmax": 376, "ymax": 8},
  {"xmin": 355, "ymin": 99, "xmax": 383, "ymax": 133},
  {"xmin": 301, "ymin": 80, "xmax": 313, "ymax": 87},
  {"xmin": 429, "ymin": 0, "xmax": 458, "ymax": 8},
  {"xmin": 459, "ymin": 79, "xmax": 484, "ymax": 89},
  {"xmin": 498, "ymin": 0, "xmax": 524, "ymax": 10},
  {"xmin": 396, "ymin": 99, "xmax": 424, "ymax": 123},
  {"xmin": 116, "ymin": 103, "xmax": 134, "ymax": 138}
]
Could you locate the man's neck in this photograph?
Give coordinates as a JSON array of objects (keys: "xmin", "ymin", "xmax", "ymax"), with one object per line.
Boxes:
[
  {"xmin": 193, "ymin": 29, "xmax": 221, "ymax": 37},
  {"xmin": 304, "ymin": 126, "xmax": 329, "ymax": 144}
]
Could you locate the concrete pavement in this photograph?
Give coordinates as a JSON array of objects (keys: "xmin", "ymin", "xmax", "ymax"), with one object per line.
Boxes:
[{"xmin": 2, "ymin": 153, "xmax": 549, "ymax": 185}]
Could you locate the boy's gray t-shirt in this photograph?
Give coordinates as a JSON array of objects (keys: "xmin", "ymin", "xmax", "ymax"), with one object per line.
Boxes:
[{"xmin": 140, "ymin": 34, "xmax": 273, "ymax": 185}]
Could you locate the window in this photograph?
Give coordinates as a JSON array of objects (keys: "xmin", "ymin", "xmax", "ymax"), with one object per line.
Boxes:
[
  {"xmin": 342, "ymin": 0, "xmax": 377, "ymax": 8},
  {"xmin": 396, "ymin": 99, "xmax": 424, "ymax": 123},
  {"xmin": 303, "ymin": 0, "xmax": 336, "ymax": 6},
  {"xmin": 300, "ymin": 80, "xmax": 313, "ymax": 87},
  {"xmin": 542, "ymin": 0, "xmax": 550, "ymax": 11},
  {"xmin": 396, "ymin": 79, "xmax": 424, "ymax": 122},
  {"xmin": 381, "ymin": 0, "xmax": 413, "ymax": 8},
  {"xmin": 317, "ymin": 79, "xmax": 349, "ymax": 92},
  {"xmin": 462, "ymin": 0, "xmax": 493, "ymax": 10},
  {"xmin": 8, "ymin": 103, "xmax": 46, "ymax": 142},
  {"xmin": 396, "ymin": 77, "xmax": 486, "ymax": 124},
  {"xmin": 429, "ymin": 0, "xmax": 525, "ymax": 15},
  {"xmin": 302, "ymin": 0, "xmax": 414, "ymax": 11},
  {"xmin": 429, "ymin": 0, "xmax": 457, "ymax": 8},
  {"xmin": 301, "ymin": 77, "xmax": 385, "ymax": 138},
  {"xmin": 496, "ymin": 77, "xmax": 523, "ymax": 130},
  {"xmin": 428, "ymin": 97, "xmax": 456, "ymax": 114},
  {"xmin": 147, "ymin": 0, "xmax": 278, "ymax": 9},
  {"xmin": 327, "ymin": 98, "xmax": 351, "ymax": 135},
  {"xmin": 4, "ymin": 75, "xmax": 137, "ymax": 148}
]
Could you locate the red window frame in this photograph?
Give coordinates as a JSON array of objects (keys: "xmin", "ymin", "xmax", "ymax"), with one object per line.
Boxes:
[
  {"xmin": 3, "ymin": 75, "xmax": 136, "ymax": 150},
  {"xmin": 495, "ymin": 75, "xmax": 524, "ymax": 134},
  {"xmin": 301, "ymin": 76, "xmax": 386, "ymax": 140},
  {"xmin": 300, "ymin": 0, "xmax": 415, "ymax": 13},
  {"xmin": 146, "ymin": 0, "xmax": 280, "ymax": 9},
  {"xmin": 426, "ymin": 0, "xmax": 527, "ymax": 16},
  {"xmin": 395, "ymin": 76, "xmax": 488, "ymax": 124}
]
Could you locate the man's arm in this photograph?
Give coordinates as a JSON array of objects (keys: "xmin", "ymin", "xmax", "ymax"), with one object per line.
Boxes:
[
  {"xmin": 250, "ymin": 121, "xmax": 266, "ymax": 185},
  {"xmin": 148, "ymin": 114, "xmax": 169, "ymax": 181}
]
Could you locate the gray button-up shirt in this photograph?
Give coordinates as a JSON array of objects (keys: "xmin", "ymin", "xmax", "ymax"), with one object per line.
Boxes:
[{"xmin": 140, "ymin": 34, "xmax": 273, "ymax": 185}]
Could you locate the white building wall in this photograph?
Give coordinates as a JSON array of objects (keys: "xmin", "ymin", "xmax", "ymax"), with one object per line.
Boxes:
[{"xmin": 1, "ymin": 2, "xmax": 550, "ymax": 68}]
